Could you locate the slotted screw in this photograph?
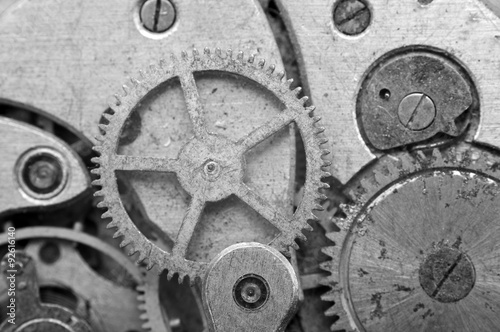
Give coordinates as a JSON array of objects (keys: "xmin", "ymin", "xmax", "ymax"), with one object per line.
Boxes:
[
  {"xmin": 140, "ymin": 0, "xmax": 176, "ymax": 33},
  {"xmin": 333, "ymin": 0, "xmax": 371, "ymax": 36}
]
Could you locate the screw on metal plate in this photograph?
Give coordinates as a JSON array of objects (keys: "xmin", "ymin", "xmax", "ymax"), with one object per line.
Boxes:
[
  {"xmin": 140, "ymin": 0, "xmax": 176, "ymax": 33},
  {"xmin": 419, "ymin": 247, "xmax": 476, "ymax": 303},
  {"xmin": 333, "ymin": 0, "xmax": 371, "ymax": 36},
  {"xmin": 398, "ymin": 93, "xmax": 436, "ymax": 131}
]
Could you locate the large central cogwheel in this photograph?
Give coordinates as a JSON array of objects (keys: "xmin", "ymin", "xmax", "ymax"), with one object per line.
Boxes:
[
  {"xmin": 321, "ymin": 143, "xmax": 500, "ymax": 332},
  {"xmin": 93, "ymin": 48, "xmax": 330, "ymax": 282}
]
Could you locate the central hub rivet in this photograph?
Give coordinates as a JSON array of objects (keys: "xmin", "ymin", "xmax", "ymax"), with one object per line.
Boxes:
[
  {"xmin": 233, "ymin": 274, "xmax": 269, "ymax": 310},
  {"xmin": 203, "ymin": 160, "xmax": 220, "ymax": 178}
]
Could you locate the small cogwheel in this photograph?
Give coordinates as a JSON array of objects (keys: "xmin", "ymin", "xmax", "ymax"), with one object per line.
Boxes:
[
  {"xmin": 321, "ymin": 143, "xmax": 500, "ymax": 331},
  {"xmin": 92, "ymin": 48, "xmax": 331, "ymax": 283}
]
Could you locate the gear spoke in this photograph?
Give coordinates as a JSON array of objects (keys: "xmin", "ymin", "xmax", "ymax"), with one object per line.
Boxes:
[
  {"xmin": 235, "ymin": 183, "xmax": 294, "ymax": 235},
  {"xmin": 172, "ymin": 195, "xmax": 206, "ymax": 257},
  {"xmin": 236, "ymin": 112, "xmax": 296, "ymax": 154},
  {"xmin": 179, "ymin": 71, "xmax": 207, "ymax": 138},
  {"xmin": 111, "ymin": 155, "xmax": 179, "ymax": 173}
]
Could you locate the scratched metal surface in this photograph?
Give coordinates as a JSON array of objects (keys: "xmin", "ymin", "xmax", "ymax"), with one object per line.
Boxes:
[
  {"xmin": 277, "ymin": 0, "xmax": 500, "ymax": 184},
  {"xmin": 0, "ymin": 0, "xmax": 283, "ymax": 143}
]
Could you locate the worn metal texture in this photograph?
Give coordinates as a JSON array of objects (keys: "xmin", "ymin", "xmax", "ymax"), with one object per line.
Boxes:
[
  {"xmin": 93, "ymin": 49, "xmax": 330, "ymax": 283},
  {"xmin": 277, "ymin": 0, "xmax": 500, "ymax": 183},
  {"xmin": 0, "ymin": 227, "xmax": 172, "ymax": 332},
  {"xmin": 0, "ymin": 117, "xmax": 90, "ymax": 217},
  {"xmin": 0, "ymin": 0, "xmax": 281, "ymax": 143},
  {"xmin": 357, "ymin": 50, "xmax": 473, "ymax": 150},
  {"xmin": 202, "ymin": 243, "xmax": 299, "ymax": 332},
  {"xmin": 0, "ymin": 251, "xmax": 93, "ymax": 332},
  {"xmin": 322, "ymin": 144, "xmax": 500, "ymax": 331}
]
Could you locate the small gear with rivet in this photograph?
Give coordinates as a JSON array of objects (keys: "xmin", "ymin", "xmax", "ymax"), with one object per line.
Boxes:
[
  {"xmin": 321, "ymin": 143, "xmax": 500, "ymax": 331},
  {"xmin": 92, "ymin": 48, "xmax": 330, "ymax": 283}
]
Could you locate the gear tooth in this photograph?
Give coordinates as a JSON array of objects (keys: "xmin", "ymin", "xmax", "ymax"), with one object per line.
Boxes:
[
  {"xmin": 136, "ymin": 284, "xmax": 146, "ymax": 293},
  {"xmin": 325, "ymin": 230, "xmax": 345, "ymax": 247},
  {"xmin": 91, "ymin": 179, "xmax": 102, "ymax": 186},
  {"xmin": 416, "ymin": 150, "xmax": 427, "ymax": 163},
  {"xmin": 102, "ymin": 113, "xmax": 113, "ymax": 122},
  {"xmin": 113, "ymin": 230, "xmax": 124, "ymax": 239},
  {"xmin": 181, "ymin": 50, "xmax": 188, "ymax": 59},
  {"xmin": 90, "ymin": 168, "xmax": 101, "ymax": 175},
  {"xmin": 432, "ymin": 148, "xmax": 445, "ymax": 165},
  {"xmin": 321, "ymin": 149, "xmax": 330, "ymax": 156},
  {"xmin": 178, "ymin": 274, "xmax": 184, "ymax": 284},
  {"xmin": 90, "ymin": 157, "xmax": 101, "ymax": 165},
  {"xmin": 106, "ymin": 220, "xmax": 119, "ymax": 229},
  {"xmin": 314, "ymin": 204, "xmax": 325, "ymax": 211},
  {"xmin": 309, "ymin": 212, "xmax": 319, "ymax": 221},
  {"xmin": 215, "ymin": 47, "xmax": 222, "ymax": 57},
  {"xmin": 237, "ymin": 51, "xmax": 244, "ymax": 61},
  {"xmin": 291, "ymin": 241, "xmax": 300, "ymax": 251},
  {"xmin": 323, "ymin": 160, "xmax": 332, "ymax": 167},
  {"xmin": 258, "ymin": 59, "xmax": 265, "ymax": 68},
  {"xmin": 169, "ymin": 53, "xmax": 177, "ymax": 63},
  {"xmin": 192, "ymin": 48, "xmax": 199, "ymax": 57},
  {"xmin": 293, "ymin": 87, "xmax": 302, "ymax": 96},
  {"xmin": 122, "ymin": 84, "xmax": 130, "ymax": 96},
  {"xmin": 146, "ymin": 261, "xmax": 155, "ymax": 271},
  {"xmin": 312, "ymin": 116, "xmax": 322, "ymax": 123},
  {"xmin": 318, "ymin": 194, "xmax": 328, "ymax": 201},
  {"xmin": 167, "ymin": 270, "xmax": 175, "ymax": 280},
  {"xmin": 96, "ymin": 200, "xmax": 107, "ymax": 208},
  {"xmin": 98, "ymin": 124, "xmax": 108, "ymax": 132},
  {"xmin": 226, "ymin": 49, "xmax": 233, "ymax": 58},
  {"xmin": 303, "ymin": 223, "xmax": 314, "ymax": 232},
  {"xmin": 111, "ymin": 94, "xmax": 122, "ymax": 107},
  {"xmin": 287, "ymin": 78, "xmax": 294, "ymax": 86},
  {"xmin": 92, "ymin": 145, "xmax": 103, "ymax": 154},
  {"xmin": 320, "ymin": 181, "xmax": 330, "ymax": 189},
  {"xmin": 130, "ymin": 77, "xmax": 140, "ymax": 86},
  {"xmin": 128, "ymin": 247, "xmax": 138, "ymax": 256},
  {"xmin": 159, "ymin": 58, "xmax": 167, "ymax": 68},
  {"xmin": 136, "ymin": 252, "xmax": 147, "ymax": 264},
  {"xmin": 248, "ymin": 54, "xmax": 256, "ymax": 63},
  {"xmin": 267, "ymin": 64, "xmax": 276, "ymax": 74},
  {"xmin": 94, "ymin": 134, "xmax": 105, "ymax": 142},
  {"xmin": 300, "ymin": 96, "xmax": 309, "ymax": 104},
  {"xmin": 101, "ymin": 211, "xmax": 112, "ymax": 219},
  {"xmin": 204, "ymin": 47, "xmax": 211, "ymax": 55},
  {"xmin": 119, "ymin": 239, "xmax": 132, "ymax": 248},
  {"xmin": 307, "ymin": 105, "xmax": 316, "ymax": 114},
  {"xmin": 316, "ymin": 126, "xmax": 326, "ymax": 134},
  {"xmin": 277, "ymin": 71, "xmax": 285, "ymax": 80}
]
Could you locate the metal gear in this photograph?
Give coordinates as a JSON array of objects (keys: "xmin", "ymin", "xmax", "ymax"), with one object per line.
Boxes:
[
  {"xmin": 0, "ymin": 227, "xmax": 171, "ymax": 332},
  {"xmin": 320, "ymin": 143, "xmax": 500, "ymax": 331},
  {"xmin": 92, "ymin": 48, "xmax": 330, "ymax": 282}
]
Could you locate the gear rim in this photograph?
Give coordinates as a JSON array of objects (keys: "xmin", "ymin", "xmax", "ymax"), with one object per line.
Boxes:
[
  {"xmin": 0, "ymin": 226, "xmax": 170, "ymax": 332},
  {"xmin": 321, "ymin": 143, "xmax": 500, "ymax": 331},
  {"xmin": 92, "ymin": 48, "xmax": 331, "ymax": 283}
]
